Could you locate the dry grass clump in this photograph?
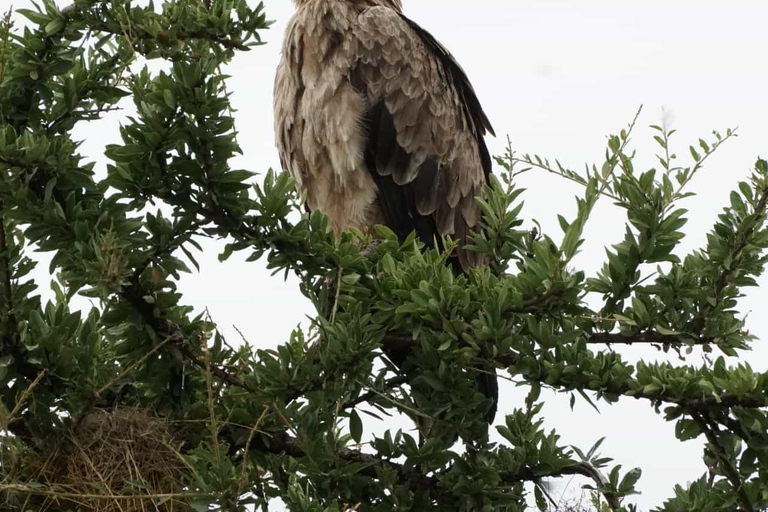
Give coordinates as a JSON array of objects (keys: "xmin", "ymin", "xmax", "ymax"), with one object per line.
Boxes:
[{"xmin": 19, "ymin": 407, "xmax": 194, "ymax": 512}]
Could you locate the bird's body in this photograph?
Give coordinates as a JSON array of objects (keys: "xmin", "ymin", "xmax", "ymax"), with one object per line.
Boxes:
[
  {"xmin": 274, "ymin": 0, "xmax": 498, "ymax": 424},
  {"xmin": 274, "ymin": 0, "xmax": 494, "ymax": 271}
]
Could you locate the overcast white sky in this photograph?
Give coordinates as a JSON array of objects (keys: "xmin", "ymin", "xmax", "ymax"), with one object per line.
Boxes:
[{"xmin": 36, "ymin": 0, "xmax": 768, "ymax": 509}]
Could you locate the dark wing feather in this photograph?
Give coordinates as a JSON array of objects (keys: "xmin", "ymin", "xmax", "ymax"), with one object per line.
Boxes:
[
  {"xmin": 362, "ymin": 101, "xmax": 442, "ymax": 248},
  {"xmin": 352, "ymin": 8, "xmax": 494, "ymax": 271},
  {"xmin": 401, "ymin": 16, "xmax": 495, "ymax": 182},
  {"xmin": 353, "ymin": 8, "xmax": 498, "ymax": 422}
]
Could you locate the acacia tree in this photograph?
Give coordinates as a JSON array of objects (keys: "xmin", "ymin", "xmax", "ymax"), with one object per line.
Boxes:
[{"xmin": 1, "ymin": 1, "xmax": 767, "ymax": 511}]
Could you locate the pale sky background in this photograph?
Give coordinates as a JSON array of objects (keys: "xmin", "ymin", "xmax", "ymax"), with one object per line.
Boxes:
[{"xmin": 29, "ymin": 0, "xmax": 768, "ymax": 510}]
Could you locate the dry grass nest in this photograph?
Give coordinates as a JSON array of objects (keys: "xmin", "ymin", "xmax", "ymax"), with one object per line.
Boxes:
[{"xmin": 22, "ymin": 407, "xmax": 194, "ymax": 512}]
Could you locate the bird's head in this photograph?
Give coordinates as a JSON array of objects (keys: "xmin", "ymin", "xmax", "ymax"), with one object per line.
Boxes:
[{"xmin": 291, "ymin": 0, "xmax": 403, "ymax": 11}]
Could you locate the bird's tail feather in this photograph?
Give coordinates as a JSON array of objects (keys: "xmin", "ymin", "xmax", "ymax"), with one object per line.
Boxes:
[{"xmin": 476, "ymin": 366, "xmax": 499, "ymax": 424}]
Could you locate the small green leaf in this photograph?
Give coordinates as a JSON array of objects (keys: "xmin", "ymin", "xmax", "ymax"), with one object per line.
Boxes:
[
  {"xmin": 655, "ymin": 325, "xmax": 680, "ymax": 336},
  {"xmin": 45, "ymin": 17, "xmax": 66, "ymax": 35},
  {"xmin": 218, "ymin": 244, "xmax": 234, "ymax": 262},
  {"xmin": 689, "ymin": 146, "xmax": 701, "ymax": 162},
  {"xmin": 421, "ymin": 376, "xmax": 447, "ymax": 392},
  {"xmin": 534, "ymin": 485, "xmax": 548, "ymax": 511},
  {"xmin": 162, "ymin": 89, "xmax": 175, "ymax": 109},
  {"xmin": 190, "ymin": 499, "xmax": 214, "ymax": 512}
]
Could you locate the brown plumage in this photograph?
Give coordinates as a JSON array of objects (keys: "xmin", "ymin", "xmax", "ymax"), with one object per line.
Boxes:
[
  {"xmin": 274, "ymin": 0, "xmax": 497, "ymax": 423},
  {"xmin": 275, "ymin": 0, "xmax": 494, "ymax": 271}
]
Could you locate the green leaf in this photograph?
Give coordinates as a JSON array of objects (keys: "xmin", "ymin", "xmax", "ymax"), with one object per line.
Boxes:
[
  {"xmin": 534, "ymin": 485, "xmax": 548, "ymax": 511},
  {"xmin": 619, "ymin": 468, "xmax": 643, "ymax": 496},
  {"xmin": 350, "ymin": 410, "xmax": 363, "ymax": 444},
  {"xmin": 219, "ymin": 170, "xmax": 256, "ymax": 183},
  {"xmin": 44, "ymin": 17, "xmax": 65, "ymax": 35},
  {"xmin": 16, "ymin": 9, "xmax": 50, "ymax": 25},
  {"xmin": 421, "ymin": 376, "xmax": 447, "ymax": 392},
  {"xmin": 655, "ymin": 325, "xmax": 680, "ymax": 336},
  {"xmin": 374, "ymin": 225, "xmax": 398, "ymax": 241},
  {"xmin": 105, "ymin": 145, "xmax": 145, "ymax": 162},
  {"xmin": 190, "ymin": 499, "xmax": 214, "ymax": 512},
  {"xmin": 689, "ymin": 146, "xmax": 701, "ymax": 162},
  {"xmin": 526, "ymin": 382, "xmax": 541, "ymax": 408},
  {"xmin": 613, "ymin": 314, "xmax": 637, "ymax": 327},
  {"xmin": 163, "ymin": 89, "xmax": 176, "ymax": 109},
  {"xmin": 218, "ymin": 244, "xmax": 234, "ymax": 262},
  {"xmin": 675, "ymin": 419, "xmax": 703, "ymax": 441}
]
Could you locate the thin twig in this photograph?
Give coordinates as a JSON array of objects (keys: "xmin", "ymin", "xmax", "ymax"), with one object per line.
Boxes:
[
  {"xmin": 5, "ymin": 370, "xmax": 47, "ymax": 425},
  {"xmin": 96, "ymin": 336, "xmax": 173, "ymax": 397},
  {"xmin": 512, "ymin": 158, "xmax": 621, "ymax": 202},
  {"xmin": 204, "ymin": 347, "xmax": 222, "ymax": 466},
  {"xmin": 69, "ymin": 336, "xmax": 173, "ymax": 431},
  {"xmin": 671, "ymin": 128, "xmax": 738, "ymax": 206},
  {"xmin": 1, "ymin": 369, "xmax": 47, "ymax": 472},
  {"xmin": 238, "ymin": 406, "xmax": 269, "ymax": 503},
  {"xmin": 691, "ymin": 411, "xmax": 754, "ymax": 512},
  {"xmin": 342, "ymin": 375, "xmax": 410, "ymax": 410},
  {"xmin": 353, "ymin": 380, "xmax": 430, "ymax": 419},
  {"xmin": 330, "ymin": 267, "xmax": 343, "ymax": 324},
  {"xmin": 0, "ymin": 484, "xmax": 214, "ymax": 501},
  {"xmin": 587, "ymin": 331, "xmax": 713, "ymax": 346}
]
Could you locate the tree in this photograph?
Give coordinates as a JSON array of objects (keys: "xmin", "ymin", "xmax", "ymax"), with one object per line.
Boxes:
[{"xmin": 1, "ymin": 1, "xmax": 767, "ymax": 511}]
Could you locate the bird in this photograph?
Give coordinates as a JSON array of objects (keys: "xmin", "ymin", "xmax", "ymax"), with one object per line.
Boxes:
[{"xmin": 274, "ymin": 0, "xmax": 498, "ymax": 426}]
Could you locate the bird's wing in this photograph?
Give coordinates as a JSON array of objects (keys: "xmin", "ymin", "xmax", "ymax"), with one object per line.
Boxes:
[{"xmin": 352, "ymin": 7, "xmax": 494, "ymax": 271}]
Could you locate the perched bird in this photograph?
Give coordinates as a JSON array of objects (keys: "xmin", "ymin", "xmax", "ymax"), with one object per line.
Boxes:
[{"xmin": 274, "ymin": 0, "xmax": 498, "ymax": 423}]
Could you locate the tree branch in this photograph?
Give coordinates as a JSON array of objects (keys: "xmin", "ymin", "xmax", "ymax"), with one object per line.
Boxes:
[
  {"xmin": 341, "ymin": 375, "xmax": 410, "ymax": 411},
  {"xmin": 587, "ymin": 331, "xmax": 714, "ymax": 346},
  {"xmin": 0, "ymin": 215, "xmax": 64, "ymax": 388},
  {"xmin": 254, "ymin": 432, "xmax": 621, "ymax": 509},
  {"xmin": 61, "ymin": 2, "xmax": 250, "ymax": 52},
  {"xmin": 121, "ymin": 279, "xmax": 257, "ymax": 393},
  {"xmin": 383, "ymin": 331, "xmax": 767, "ymax": 411},
  {"xmin": 713, "ymin": 180, "xmax": 768, "ymax": 299},
  {"xmin": 499, "ymin": 462, "xmax": 621, "ymax": 512},
  {"xmin": 691, "ymin": 411, "xmax": 755, "ymax": 512}
]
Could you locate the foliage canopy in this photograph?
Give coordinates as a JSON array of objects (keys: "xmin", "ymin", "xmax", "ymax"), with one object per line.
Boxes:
[{"xmin": 1, "ymin": 1, "xmax": 768, "ymax": 511}]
